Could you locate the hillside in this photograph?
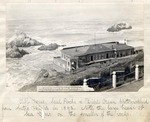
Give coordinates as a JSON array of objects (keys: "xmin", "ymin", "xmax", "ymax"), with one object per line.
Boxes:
[{"xmin": 19, "ymin": 52, "xmax": 144, "ymax": 92}]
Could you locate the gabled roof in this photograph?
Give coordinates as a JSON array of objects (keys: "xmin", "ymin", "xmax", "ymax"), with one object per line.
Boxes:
[
  {"xmin": 61, "ymin": 45, "xmax": 89, "ymax": 58},
  {"xmin": 61, "ymin": 44, "xmax": 111, "ymax": 58},
  {"xmin": 84, "ymin": 44, "xmax": 112, "ymax": 55},
  {"xmin": 61, "ymin": 42, "xmax": 134, "ymax": 58},
  {"xmin": 102, "ymin": 42, "xmax": 134, "ymax": 50}
]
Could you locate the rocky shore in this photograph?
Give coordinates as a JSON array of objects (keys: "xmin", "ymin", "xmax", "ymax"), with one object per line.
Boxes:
[{"xmin": 6, "ymin": 32, "xmax": 43, "ymax": 58}]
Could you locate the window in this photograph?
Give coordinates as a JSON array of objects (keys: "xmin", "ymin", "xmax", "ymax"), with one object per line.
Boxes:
[
  {"xmin": 122, "ymin": 51, "xmax": 125, "ymax": 56},
  {"xmin": 117, "ymin": 53, "xmax": 119, "ymax": 57},
  {"xmin": 120, "ymin": 52, "xmax": 123, "ymax": 57},
  {"xmin": 68, "ymin": 62, "xmax": 70, "ymax": 67},
  {"xmin": 103, "ymin": 53, "xmax": 106, "ymax": 59},
  {"xmin": 99, "ymin": 54, "xmax": 101, "ymax": 59},
  {"xmin": 90, "ymin": 55, "xmax": 93, "ymax": 61},
  {"xmin": 93, "ymin": 55, "xmax": 96, "ymax": 60},
  {"xmin": 97, "ymin": 54, "xmax": 99, "ymax": 60},
  {"xmin": 106, "ymin": 53, "xmax": 109, "ymax": 58},
  {"xmin": 120, "ymin": 53, "xmax": 122, "ymax": 57},
  {"xmin": 101, "ymin": 53, "xmax": 104, "ymax": 59}
]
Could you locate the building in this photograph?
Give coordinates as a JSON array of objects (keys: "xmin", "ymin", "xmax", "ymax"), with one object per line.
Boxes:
[
  {"xmin": 134, "ymin": 46, "xmax": 143, "ymax": 54},
  {"xmin": 53, "ymin": 41, "xmax": 134, "ymax": 71}
]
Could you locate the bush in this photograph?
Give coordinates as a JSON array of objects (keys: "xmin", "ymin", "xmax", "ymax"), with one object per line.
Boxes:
[{"xmin": 70, "ymin": 78, "xmax": 83, "ymax": 86}]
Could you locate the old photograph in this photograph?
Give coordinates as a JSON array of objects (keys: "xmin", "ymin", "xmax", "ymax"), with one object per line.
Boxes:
[{"xmin": 6, "ymin": 3, "xmax": 144, "ymax": 92}]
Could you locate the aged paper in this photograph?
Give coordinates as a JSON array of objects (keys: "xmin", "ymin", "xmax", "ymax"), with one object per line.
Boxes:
[{"xmin": 0, "ymin": 0, "xmax": 150, "ymax": 122}]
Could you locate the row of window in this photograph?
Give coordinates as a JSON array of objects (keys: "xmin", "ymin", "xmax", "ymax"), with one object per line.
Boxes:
[
  {"xmin": 61, "ymin": 50, "xmax": 134, "ymax": 63},
  {"xmin": 89, "ymin": 52, "xmax": 114, "ymax": 61},
  {"xmin": 61, "ymin": 53, "xmax": 70, "ymax": 61},
  {"xmin": 117, "ymin": 50, "xmax": 134, "ymax": 57},
  {"xmin": 88, "ymin": 50, "xmax": 134, "ymax": 61}
]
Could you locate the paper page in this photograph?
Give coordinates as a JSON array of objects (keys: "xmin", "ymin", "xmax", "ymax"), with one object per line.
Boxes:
[{"xmin": 0, "ymin": 0, "xmax": 149, "ymax": 122}]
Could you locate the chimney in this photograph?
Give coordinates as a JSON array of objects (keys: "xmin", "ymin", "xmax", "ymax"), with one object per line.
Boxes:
[{"xmin": 124, "ymin": 39, "xmax": 127, "ymax": 44}]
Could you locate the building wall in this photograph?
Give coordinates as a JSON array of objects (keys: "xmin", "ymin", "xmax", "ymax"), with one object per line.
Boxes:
[
  {"xmin": 60, "ymin": 52, "xmax": 71, "ymax": 71},
  {"xmin": 85, "ymin": 51, "xmax": 115, "ymax": 62},
  {"xmin": 78, "ymin": 49, "xmax": 134, "ymax": 64},
  {"xmin": 58, "ymin": 48, "xmax": 134, "ymax": 71},
  {"xmin": 53, "ymin": 57, "xmax": 67, "ymax": 71},
  {"xmin": 117, "ymin": 49, "xmax": 134, "ymax": 57}
]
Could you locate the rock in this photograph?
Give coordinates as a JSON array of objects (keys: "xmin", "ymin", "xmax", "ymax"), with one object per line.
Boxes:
[
  {"xmin": 107, "ymin": 22, "xmax": 132, "ymax": 32},
  {"xmin": 38, "ymin": 43, "xmax": 59, "ymax": 51},
  {"xmin": 6, "ymin": 46, "xmax": 29, "ymax": 58},
  {"xmin": 59, "ymin": 44, "xmax": 66, "ymax": 47},
  {"xmin": 43, "ymin": 72, "xmax": 49, "ymax": 78},
  {"xmin": 34, "ymin": 69, "xmax": 49, "ymax": 83},
  {"xmin": 7, "ymin": 32, "xmax": 43, "ymax": 47}
]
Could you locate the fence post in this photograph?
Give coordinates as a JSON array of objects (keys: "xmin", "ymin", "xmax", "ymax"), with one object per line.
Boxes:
[
  {"xmin": 83, "ymin": 79, "xmax": 88, "ymax": 91},
  {"xmin": 83, "ymin": 79, "xmax": 88, "ymax": 87},
  {"xmin": 112, "ymin": 71, "xmax": 116, "ymax": 88},
  {"xmin": 135, "ymin": 64, "xmax": 139, "ymax": 81}
]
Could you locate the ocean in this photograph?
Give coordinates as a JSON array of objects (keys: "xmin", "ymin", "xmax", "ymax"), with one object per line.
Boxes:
[{"xmin": 6, "ymin": 19, "xmax": 144, "ymax": 47}]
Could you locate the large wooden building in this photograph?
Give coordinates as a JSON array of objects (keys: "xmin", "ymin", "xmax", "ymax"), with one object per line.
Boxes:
[{"xmin": 53, "ymin": 42, "xmax": 134, "ymax": 71}]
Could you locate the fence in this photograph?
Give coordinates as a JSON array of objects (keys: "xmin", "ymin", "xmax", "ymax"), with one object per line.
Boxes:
[
  {"xmin": 116, "ymin": 71, "xmax": 135, "ymax": 87},
  {"xmin": 85, "ymin": 64, "xmax": 144, "ymax": 91},
  {"xmin": 111, "ymin": 64, "xmax": 144, "ymax": 89}
]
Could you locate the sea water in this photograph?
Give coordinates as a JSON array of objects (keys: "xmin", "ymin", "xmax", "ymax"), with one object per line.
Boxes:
[{"xmin": 6, "ymin": 19, "xmax": 143, "ymax": 47}]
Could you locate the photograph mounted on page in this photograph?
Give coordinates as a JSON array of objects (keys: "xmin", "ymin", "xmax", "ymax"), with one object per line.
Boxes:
[{"xmin": 6, "ymin": 3, "xmax": 144, "ymax": 92}]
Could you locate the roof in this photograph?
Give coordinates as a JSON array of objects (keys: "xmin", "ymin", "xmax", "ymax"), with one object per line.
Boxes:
[
  {"xmin": 134, "ymin": 46, "xmax": 143, "ymax": 51},
  {"xmin": 85, "ymin": 44, "xmax": 112, "ymax": 55},
  {"xmin": 61, "ymin": 46, "xmax": 89, "ymax": 58},
  {"xmin": 61, "ymin": 42, "xmax": 134, "ymax": 58},
  {"xmin": 102, "ymin": 42, "xmax": 134, "ymax": 50}
]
